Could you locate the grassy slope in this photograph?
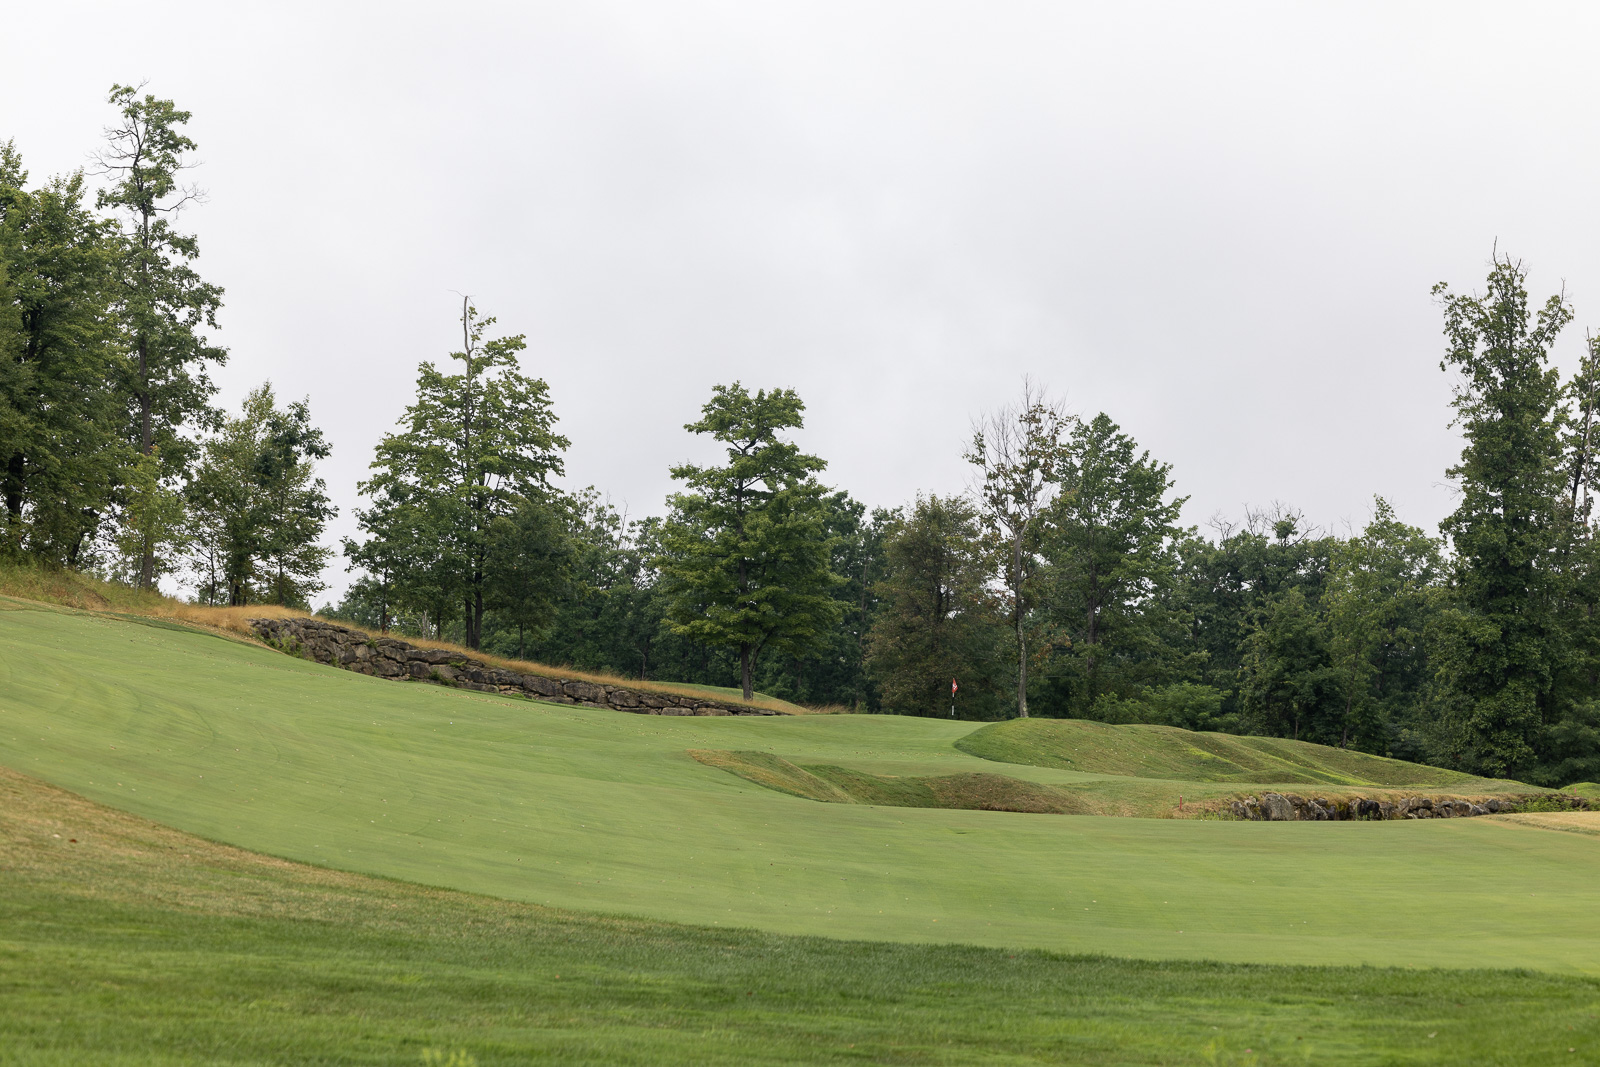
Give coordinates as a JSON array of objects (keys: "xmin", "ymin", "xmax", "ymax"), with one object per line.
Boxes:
[
  {"xmin": 9, "ymin": 769, "xmax": 1600, "ymax": 1066},
  {"xmin": 958, "ymin": 717, "xmax": 1517, "ymax": 789},
  {"xmin": 694, "ymin": 719, "xmax": 1537, "ymax": 819},
  {"xmin": 0, "ymin": 563, "xmax": 810, "ymax": 714},
  {"xmin": 6, "ymin": 603, "xmax": 1600, "ymax": 973}
]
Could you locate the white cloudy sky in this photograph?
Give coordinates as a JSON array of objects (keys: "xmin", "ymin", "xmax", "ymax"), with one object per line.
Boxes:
[{"xmin": 7, "ymin": 1, "xmax": 1600, "ymax": 600}]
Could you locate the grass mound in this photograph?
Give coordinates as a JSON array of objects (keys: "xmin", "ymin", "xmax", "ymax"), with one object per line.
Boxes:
[
  {"xmin": 691, "ymin": 750, "xmax": 1092, "ymax": 813},
  {"xmin": 958, "ymin": 717, "xmax": 1491, "ymax": 788},
  {"xmin": 1565, "ymin": 781, "xmax": 1600, "ymax": 800},
  {"xmin": 686, "ymin": 749, "xmax": 856, "ymax": 802},
  {"xmin": 6, "ymin": 765, "xmax": 1600, "ymax": 1065}
]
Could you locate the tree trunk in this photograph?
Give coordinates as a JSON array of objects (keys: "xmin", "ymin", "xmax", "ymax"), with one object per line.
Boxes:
[
  {"xmin": 1013, "ymin": 535, "xmax": 1028, "ymax": 718},
  {"xmin": 466, "ymin": 585, "xmax": 484, "ymax": 650},
  {"xmin": 136, "ymin": 336, "xmax": 156, "ymax": 591},
  {"xmin": 3, "ymin": 451, "xmax": 23, "ymax": 551},
  {"xmin": 741, "ymin": 642, "xmax": 753, "ymax": 702},
  {"xmin": 1016, "ymin": 616, "xmax": 1028, "ymax": 718}
]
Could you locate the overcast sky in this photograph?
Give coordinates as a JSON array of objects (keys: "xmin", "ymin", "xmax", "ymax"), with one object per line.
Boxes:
[{"xmin": 7, "ymin": 1, "xmax": 1600, "ymax": 601}]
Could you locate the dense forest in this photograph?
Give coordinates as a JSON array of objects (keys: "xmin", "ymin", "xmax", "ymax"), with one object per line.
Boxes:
[{"xmin": 6, "ymin": 88, "xmax": 1600, "ymax": 787}]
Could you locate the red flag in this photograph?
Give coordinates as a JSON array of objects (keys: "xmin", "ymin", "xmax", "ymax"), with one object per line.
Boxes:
[{"xmin": 951, "ymin": 679, "xmax": 959, "ymax": 694}]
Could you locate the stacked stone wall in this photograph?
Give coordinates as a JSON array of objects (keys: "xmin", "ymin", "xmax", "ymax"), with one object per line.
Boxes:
[
  {"xmin": 1227, "ymin": 790, "xmax": 1587, "ymax": 821},
  {"xmin": 250, "ymin": 617, "xmax": 782, "ymax": 716}
]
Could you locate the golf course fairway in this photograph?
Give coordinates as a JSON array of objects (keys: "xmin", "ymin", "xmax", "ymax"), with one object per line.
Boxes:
[{"xmin": 4, "ymin": 600, "xmax": 1599, "ymax": 973}]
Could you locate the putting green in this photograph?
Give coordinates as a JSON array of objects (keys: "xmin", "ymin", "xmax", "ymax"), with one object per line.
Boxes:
[{"xmin": 4, "ymin": 603, "xmax": 1599, "ymax": 972}]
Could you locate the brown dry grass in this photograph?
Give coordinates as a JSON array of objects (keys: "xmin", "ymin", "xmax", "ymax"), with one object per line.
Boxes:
[
  {"xmin": 1487, "ymin": 811, "xmax": 1600, "ymax": 837},
  {"xmin": 0, "ymin": 561, "xmax": 806, "ymax": 714}
]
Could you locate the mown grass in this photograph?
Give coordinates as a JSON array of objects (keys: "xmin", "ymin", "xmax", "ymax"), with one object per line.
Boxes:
[
  {"xmin": 692, "ymin": 749, "xmax": 1101, "ymax": 813},
  {"xmin": 691, "ymin": 738, "xmax": 1551, "ymax": 821},
  {"xmin": 0, "ymin": 561, "xmax": 807, "ymax": 713},
  {"xmin": 7, "ymin": 601, "xmax": 1600, "ymax": 972},
  {"xmin": 958, "ymin": 718, "xmax": 1518, "ymax": 790},
  {"xmin": 5, "ymin": 765, "xmax": 1600, "ymax": 1066}
]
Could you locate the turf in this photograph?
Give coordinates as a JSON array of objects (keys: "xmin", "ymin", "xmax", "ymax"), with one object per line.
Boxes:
[
  {"xmin": 956, "ymin": 718, "xmax": 1510, "ymax": 789},
  {"xmin": 693, "ymin": 749, "xmax": 1106, "ymax": 813},
  {"xmin": 5, "ymin": 766, "xmax": 1600, "ymax": 1066},
  {"xmin": 5, "ymin": 603, "xmax": 1600, "ymax": 972}
]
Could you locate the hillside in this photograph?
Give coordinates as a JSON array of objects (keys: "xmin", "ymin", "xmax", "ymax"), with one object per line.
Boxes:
[
  {"xmin": 957, "ymin": 717, "xmax": 1498, "ymax": 788},
  {"xmin": 5, "ymin": 599, "xmax": 1600, "ymax": 974},
  {"xmin": 0, "ymin": 564, "xmax": 811, "ymax": 714}
]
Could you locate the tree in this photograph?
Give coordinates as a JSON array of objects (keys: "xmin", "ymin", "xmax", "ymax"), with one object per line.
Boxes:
[
  {"xmin": 187, "ymin": 384, "xmax": 335, "ymax": 607},
  {"xmin": 353, "ymin": 298, "xmax": 566, "ymax": 649},
  {"xmin": 966, "ymin": 380, "xmax": 1072, "ymax": 717},
  {"xmin": 1041, "ymin": 412, "xmax": 1189, "ymax": 711},
  {"xmin": 658, "ymin": 383, "xmax": 841, "ymax": 702},
  {"xmin": 489, "ymin": 492, "xmax": 658, "ymax": 674},
  {"xmin": 95, "ymin": 84, "xmax": 226, "ymax": 589},
  {"xmin": 0, "ymin": 141, "xmax": 128, "ymax": 564},
  {"xmin": 754, "ymin": 492, "xmax": 891, "ymax": 709},
  {"xmin": 1433, "ymin": 253, "xmax": 1572, "ymax": 777},
  {"xmin": 1322, "ymin": 498, "xmax": 1442, "ymax": 752},
  {"xmin": 1173, "ymin": 506, "xmax": 1338, "ymax": 722},
  {"xmin": 1238, "ymin": 586, "xmax": 1341, "ymax": 742},
  {"xmin": 865, "ymin": 495, "xmax": 1004, "ymax": 718},
  {"xmin": 485, "ymin": 495, "xmax": 573, "ymax": 659}
]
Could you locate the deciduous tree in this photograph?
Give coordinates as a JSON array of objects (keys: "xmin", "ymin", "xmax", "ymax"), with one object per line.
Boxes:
[
  {"xmin": 658, "ymin": 383, "xmax": 840, "ymax": 702},
  {"xmin": 865, "ymin": 495, "xmax": 1003, "ymax": 718},
  {"xmin": 1433, "ymin": 253, "xmax": 1572, "ymax": 776},
  {"xmin": 95, "ymin": 84, "xmax": 226, "ymax": 588},
  {"xmin": 1042, "ymin": 412, "xmax": 1189, "ymax": 710},
  {"xmin": 353, "ymin": 298, "xmax": 566, "ymax": 648},
  {"xmin": 965, "ymin": 379, "xmax": 1071, "ymax": 718},
  {"xmin": 0, "ymin": 142, "xmax": 127, "ymax": 564}
]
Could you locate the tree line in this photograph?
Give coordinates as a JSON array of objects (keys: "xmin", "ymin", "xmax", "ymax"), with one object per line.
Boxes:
[
  {"xmin": 6, "ymin": 90, "xmax": 1600, "ymax": 786},
  {"xmin": 1, "ymin": 86, "xmax": 333, "ymax": 606}
]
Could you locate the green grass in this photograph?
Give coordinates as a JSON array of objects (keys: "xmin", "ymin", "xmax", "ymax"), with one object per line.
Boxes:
[
  {"xmin": 5, "ymin": 602, "xmax": 1600, "ymax": 973},
  {"xmin": 5, "ymin": 765, "xmax": 1600, "ymax": 1066},
  {"xmin": 958, "ymin": 717, "xmax": 1515, "ymax": 789},
  {"xmin": 694, "ymin": 749, "xmax": 1107, "ymax": 812}
]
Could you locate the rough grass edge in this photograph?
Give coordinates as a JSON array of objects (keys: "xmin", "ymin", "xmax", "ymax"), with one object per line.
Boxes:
[{"xmin": 0, "ymin": 561, "xmax": 819, "ymax": 715}]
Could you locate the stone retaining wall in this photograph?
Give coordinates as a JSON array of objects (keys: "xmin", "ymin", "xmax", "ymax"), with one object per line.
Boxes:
[
  {"xmin": 1228, "ymin": 790, "xmax": 1572, "ymax": 821},
  {"xmin": 249, "ymin": 617, "xmax": 783, "ymax": 716}
]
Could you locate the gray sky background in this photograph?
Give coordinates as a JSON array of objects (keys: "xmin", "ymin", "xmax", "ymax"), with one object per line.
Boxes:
[{"xmin": 6, "ymin": 1, "xmax": 1600, "ymax": 601}]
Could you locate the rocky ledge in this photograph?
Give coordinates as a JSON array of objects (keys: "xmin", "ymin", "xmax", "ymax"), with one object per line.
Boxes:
[
  {"xmin": 249, "ymin": 617, "xmax": 783, "ymax": 716},
  {"xmin": 1228, "ymin": 790, "xmax": 1584, "ymax": 821}
]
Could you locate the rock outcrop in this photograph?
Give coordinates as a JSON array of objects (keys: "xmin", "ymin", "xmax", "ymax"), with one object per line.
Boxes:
[
  {"xmin": 249, "ymin": 616, "xmax": 783, "ymax": 716},
  {"xmin": 1226, "ymin": 790, "xmax": 1585, "ymax": 821}
]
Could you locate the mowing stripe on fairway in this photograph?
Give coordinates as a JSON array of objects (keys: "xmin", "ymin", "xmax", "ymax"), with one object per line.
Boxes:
[{"xmin": 3, "ymin": 604, "xmax": 1599, "ymax": 973}]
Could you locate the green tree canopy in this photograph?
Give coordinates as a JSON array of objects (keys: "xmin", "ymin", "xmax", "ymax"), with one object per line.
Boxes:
[
  {"xmin": 865, "ymin": 494, "xmax": 1004, "ymax": 718},
  {"xmin": 1433, "ymin": 254, "xmax": 1572, "ymax": 776},
  {"xmin": 188, "ymin": 383, "xmax": 335, "ymax": 608},
  {"xmin": 95, "ymin": 84, "xmax": 226, "ymax": 588},
  {"xmin": 1323, "ymin": 498, "xmax": 1441, "ymax": 752},
  {"xmin": 965, "ymin": 380, "xmax": 1072, "ymax": 718},
  {"xmin": 352, "ymin": 299, "xmax": 566, "ymax": 648},
  {"xmin": 658, "ymin": 383, "xmax": 840, "ymax": 702},
  {"xmin": 1040, "ymin": 412, "xmax": 1190, "ymax": 712},
  {"xmin": 0, "ymin": 141, "xmax": 127, "ymax": 565}
]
